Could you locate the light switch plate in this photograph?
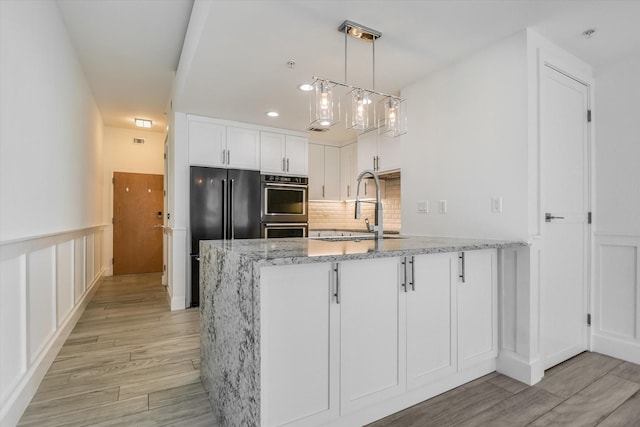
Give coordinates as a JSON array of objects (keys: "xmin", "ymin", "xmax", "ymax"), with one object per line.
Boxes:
[
  {"xmin": 492, "ymin": 197, "xmax": 503, "ymax": 213},
  {"xmin": 417, "ymin": 200, "xmax": 429, "ymax": 214},
  {"xmin": 439, "ymin": 200, "xmax": 447, "ymax": 214}
]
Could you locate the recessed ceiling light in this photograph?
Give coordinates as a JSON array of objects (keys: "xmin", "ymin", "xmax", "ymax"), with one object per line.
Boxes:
[
  {"xmin": 135, "ymin": 118, "xmax": 152, "ymax": 128},
  {"xmin": 266, "ymin": 111, "xmax": 279, "ymax": 117},
  {"xmin": 298, "ymin": 83, "xmax": 313, "ymax": 92}
]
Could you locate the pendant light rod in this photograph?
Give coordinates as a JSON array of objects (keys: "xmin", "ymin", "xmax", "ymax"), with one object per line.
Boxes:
[{"xmin": 311, "ymin": 76, "xmax": 404, "ymax": 101}]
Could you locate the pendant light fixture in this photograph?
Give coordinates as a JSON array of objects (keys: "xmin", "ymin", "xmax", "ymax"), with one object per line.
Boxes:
[{"xmin": 309, "ymin": 20, "xmax": 407, "ymax": 137}]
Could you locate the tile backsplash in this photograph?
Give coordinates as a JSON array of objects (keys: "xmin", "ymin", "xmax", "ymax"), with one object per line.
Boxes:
[{"xmin": 309, "ymin": 178, "xmax": 401, "ymax": 232}]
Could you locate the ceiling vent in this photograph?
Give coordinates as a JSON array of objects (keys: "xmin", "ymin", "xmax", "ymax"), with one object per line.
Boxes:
[
  {"xmin": 308, "ymin": 127, "xmax": 330, "ymax": 133},
  {"xmin": 133, "ymin": 138, "xmax": 145, "ymax": 144}
]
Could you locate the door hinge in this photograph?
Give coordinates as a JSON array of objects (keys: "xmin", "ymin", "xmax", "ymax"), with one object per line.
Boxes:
[
  {"xmin": 587, "ymin": 110, "xmax": 592, "ymax": 122},
  {"xmin": 587, "ymin": 313, "xmax": 591, "ymax": 326},
  {"xmin": 112, "ymin": 177, "xmax": 115, "ymax": 184},
  {"xmin": 112, "ymin": 217, "xmax": 114, "ymax": 224},
  {"xmin": 164, "ymin": 153, "xmax": 167, "ymax": 159},
  {"xmin": 588, "ymin": 212, "xmax": 592, "ymax": 224},
  {"xmin": 112, "ymin": 257, "xmax": 114, "ymax": 265},
  {"xmin": 163, "ymin": 264, "xmax": 166, "ymax": 272}
]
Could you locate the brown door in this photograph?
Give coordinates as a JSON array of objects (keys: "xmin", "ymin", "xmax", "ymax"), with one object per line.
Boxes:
[{"xmin": 113, "ymin": 172, "xmax": 164, "ymax": 275}]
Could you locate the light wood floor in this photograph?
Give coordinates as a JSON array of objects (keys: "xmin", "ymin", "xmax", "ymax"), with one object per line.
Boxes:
[
  {"xmin": 20, "ymin": 273, "xmax": 640, "ymax": 426},
  {"xmin": 369, "ymin": 352, "xmax": 640, "ymax": 426},
  {"xmin": 18, "ymin": 273, "xmax": 214, "ymax": 427}
]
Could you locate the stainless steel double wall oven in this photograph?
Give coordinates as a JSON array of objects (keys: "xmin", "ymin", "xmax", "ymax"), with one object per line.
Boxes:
[{"xmin": 260, "ymin": 174, "xmax": 308, "ymax": 238}]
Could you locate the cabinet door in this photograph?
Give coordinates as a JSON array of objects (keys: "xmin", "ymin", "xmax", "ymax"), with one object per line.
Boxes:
[
  {"xmin": 260, "ymin": 263, "xmax": 339, "ymax": 427},
  {"xmin": 261, "ymin": 132, "xmax": 286, "ymax": 174},
  {"xmin": 226, "ymin": 126, "xmax": 260, "ymax": 170},
  {"xmin": 308, "ymin": 143, "xmax": 325, "ymax": 200},
  {"xmin": 188, "ymin": 120, "xmax": 225, "ymax": 167},
  {"xmin": 406, "ymin": 253, "xmax": 457, "ymax": 390},
  {"xmin": 340, "ymin": 143, "xmax": 357, "ymax": 200},
  {"xmin": 324, "ymin": 146, "xmax": 340, "ymax": 200},
  {"xmin": 285, "ymin": 135, "xmax": 308, "ymax": 176},
  {"xmin": 377, "ymin": 134, "xmax": 401, "ymax": 173},
  {"xmin": 340, "ymin": 257, "xmax": 405, "ymax": 414},
  {"xmin": 357, "ymin": 132, "xmax": 377, "ymax": 174},
  {"xmin": 457, "ymin": 249, "xmax": 497, "ymax": 370}
]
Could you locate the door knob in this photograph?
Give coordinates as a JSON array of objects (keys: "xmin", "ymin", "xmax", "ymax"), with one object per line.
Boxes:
[{"xmin": 545, "ymin": 213, "xmax": 565, "ymax": 222}]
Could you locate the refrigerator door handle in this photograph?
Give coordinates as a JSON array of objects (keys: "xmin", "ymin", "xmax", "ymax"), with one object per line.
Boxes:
[
  {"xmin": 230, "ymin": 179, "xmax": 235, "ymax": 239},
  {"xmin": 222, "ymin": 178, "xmax": 228, "ymax": 240}
]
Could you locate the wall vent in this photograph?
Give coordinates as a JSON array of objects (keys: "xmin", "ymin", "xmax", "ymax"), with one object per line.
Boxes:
[
  {"xmin": 133, "ymin": 138, "xmax": 145, "ymax": 144},
  {"xmin": 307, "ymin": 127, "xmax": 330, "ymax": 133}
]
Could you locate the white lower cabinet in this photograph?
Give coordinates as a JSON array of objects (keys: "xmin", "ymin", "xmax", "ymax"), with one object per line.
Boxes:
[
  {"xmin": 339, "ymin": 257, "xmax": 405, "ymax": 414},
  {"xmin": 406, "ymin": 253, "xmax": 457, "ymax": 389},
  {"xmin": 457, "ymin": 249, "xmax": 498, "ymax": 369},
  {"xmin": 259, "ymin": 249, "xmax": 497, "ymax": 427},
  {"xmin": 260, "ymin": 263, "xmax": 339, "ymax": 427}
]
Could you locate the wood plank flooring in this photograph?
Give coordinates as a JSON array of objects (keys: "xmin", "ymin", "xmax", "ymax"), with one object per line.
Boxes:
[
  {"xmin": 369, "ymin": 352, "xmax": 640, "ymax": 427},
  {"xmin": 18, "ymin": 273, "xmax": 214, "ymax": 427},
  {"xmin": 19, "ymin": 273, "xmax": 640, "ymax": 426}
]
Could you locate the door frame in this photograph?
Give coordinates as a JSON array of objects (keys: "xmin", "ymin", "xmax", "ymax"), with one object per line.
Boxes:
[{"xmin": 536, "ymin": 50, "xmax": 595, "ymax": 367}]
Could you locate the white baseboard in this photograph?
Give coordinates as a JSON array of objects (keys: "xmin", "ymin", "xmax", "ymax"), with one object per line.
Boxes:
[
  {"xmin": 497, "ymin": 350, "xmax": 543, "ymax": 386},
  {"xmin": 1, "ymin": 269, "xmax": 104, "ymax": 427},
  {"xmin": 592, "ymin": 334, "xmax": 640, "ymax": 365}
]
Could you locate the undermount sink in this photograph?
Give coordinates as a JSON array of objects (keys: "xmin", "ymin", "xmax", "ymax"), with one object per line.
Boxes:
[{"xmin": 313, "ymin": 235, "xmax": 405, "ymax": 242}]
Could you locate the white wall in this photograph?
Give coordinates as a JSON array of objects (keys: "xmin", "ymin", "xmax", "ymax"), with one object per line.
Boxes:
[
  {"xmin": 592, "ymin": 53, "xmax": 640, "ymax": 363},
  {"xmin": 0, "ymin": 2, "xmax": 103, "ymax": 242},
  {"xmin": 0, "ymin": 1, "xmax": 105, "ymax": 425},
  {"xmin": 102, "ymin": 126, "xmax": 165, "ymax": 275},
  {"xmin": 401, "ymin": 31, "xmax": 529, "ymax": 241}
]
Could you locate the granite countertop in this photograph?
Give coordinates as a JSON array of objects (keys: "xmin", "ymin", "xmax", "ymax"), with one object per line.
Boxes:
[{"xmin": 201, "ymin": 236, "xmax": 526, "ymax": 266}]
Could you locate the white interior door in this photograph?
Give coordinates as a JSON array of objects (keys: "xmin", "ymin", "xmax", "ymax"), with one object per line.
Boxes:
[{"xmin": 540, "ymin": 65, "xmax": 590, "ymax": 370}]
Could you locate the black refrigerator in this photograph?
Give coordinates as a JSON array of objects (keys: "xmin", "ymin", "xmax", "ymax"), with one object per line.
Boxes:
[{"xmin": 189, "ymin": 166, "xmax": 261, "ymax": 306}]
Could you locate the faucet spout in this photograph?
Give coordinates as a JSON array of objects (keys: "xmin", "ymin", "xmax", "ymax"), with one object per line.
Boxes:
[{"xmin": 354, "ymin": 170, "xmax": 384, "ymax": 240}]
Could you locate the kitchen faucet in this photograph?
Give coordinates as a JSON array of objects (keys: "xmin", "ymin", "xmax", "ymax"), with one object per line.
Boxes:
[{"xmin": 354, "ymin": 170, "xmax": 383, "ymax": 240}]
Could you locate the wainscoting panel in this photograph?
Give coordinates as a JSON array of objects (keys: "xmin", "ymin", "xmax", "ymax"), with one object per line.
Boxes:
[
  {"xmin": 593, "ymin": 233, "xmax": 640, "ymax": 364},
  {"xmin": 0, "ymin": 255, "xmax": 27, "ymax": 406},
  {"xmin": 56, "ymin": 240, "xmax": 74, "ymax": 327},
  {"xmin": 0, "ymin": 226, "xmax": 105, "ymax": 427},
  {"xmin": 28, "ymin": 246, "xmax": 56, "ymax": 364},
  {"xmin": 74, "ymin": 236, "xmax": 85, "ymax": 303}
]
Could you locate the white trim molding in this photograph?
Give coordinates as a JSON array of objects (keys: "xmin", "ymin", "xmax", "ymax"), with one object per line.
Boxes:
[
  {"xmin": 0, "ymin": 226, "xmax": 106, "ymax": 427},
  {"xmin": 592, "ymin": 233, "xmax": 640, "ymax": 364}
]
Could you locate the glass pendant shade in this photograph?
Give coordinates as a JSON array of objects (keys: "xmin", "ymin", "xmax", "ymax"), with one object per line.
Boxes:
[
  {"xmin": 310, "ymin": 80, "xmax": 340, "ymax": 127},
  {"xmin": 346, "ymin": 88, "xmax": 375, "ymax": 133},
  {"xmin": 378, "ymin": 97, "xmax": 407, "ymax": 137}
]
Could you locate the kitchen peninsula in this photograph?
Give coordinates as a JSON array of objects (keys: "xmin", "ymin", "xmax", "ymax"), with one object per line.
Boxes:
[{"xmin": 200, "ymin": 236, "xmax": 525, "ymax": 427}]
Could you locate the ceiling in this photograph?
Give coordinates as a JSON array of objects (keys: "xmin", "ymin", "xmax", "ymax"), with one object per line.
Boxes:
[{"xmin": 57, "ymin": 0, "xmax": 640, "ymax": 143}]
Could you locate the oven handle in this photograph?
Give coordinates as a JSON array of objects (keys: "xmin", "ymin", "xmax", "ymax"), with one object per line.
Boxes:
[
  {"xmin": 263, "ymin": 223, "xmax": 309, "ymax": 227},
  {"xmin": 264, "ymin": 182, "xmax": 308, "ymax": 189}
]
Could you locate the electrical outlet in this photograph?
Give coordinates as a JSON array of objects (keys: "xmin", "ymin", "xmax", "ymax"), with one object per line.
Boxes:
[
  {"xmin": 439, "ymin": 200, "xmax": 447, "ymax": 214},
  {"xmin": 417, "ymin": 200, "xmax": 429, "ymax": 214},
  {"xmin": 492, "ymin": 197, "xmax": 503, "ymax": 213}
]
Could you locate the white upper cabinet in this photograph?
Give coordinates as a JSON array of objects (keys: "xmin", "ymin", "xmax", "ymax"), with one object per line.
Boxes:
[
  {"xmin": 187, "ymin": 116, "xmax": 260, "ymax": 170},
  {"xmin": 340, "ymin": 143, "xmax": 357, "ymax": 200},
  {"xmin": 260, "ymin": 132, "xmax": 287, "ymax": 174},
  {"xmin": 188, "ymin": 119, "xmax": 226, "ymax": 167},
  {"xmin": 284, "ymin": 135, "xmax": 308, "ymax": 176},
  {"xmin": 226, "ymin": 126, "xmax": 260, "ymax": 170},
  {"xmin": 357, "ymin": 132, "xmax": 401, "ymax": 174},
  {"xmin": 309, "ymin": 144, "xmax": 340, "ymax": 200},
  {"xmin": 261, "ymin": 132, "xmax": 308, "ymax": 176}
]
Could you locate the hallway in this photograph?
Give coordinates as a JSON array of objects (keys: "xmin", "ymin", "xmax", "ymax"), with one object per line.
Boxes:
[{"xmin": 18, "ymin": 273, "xmax": 214, "ymax": 426}]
